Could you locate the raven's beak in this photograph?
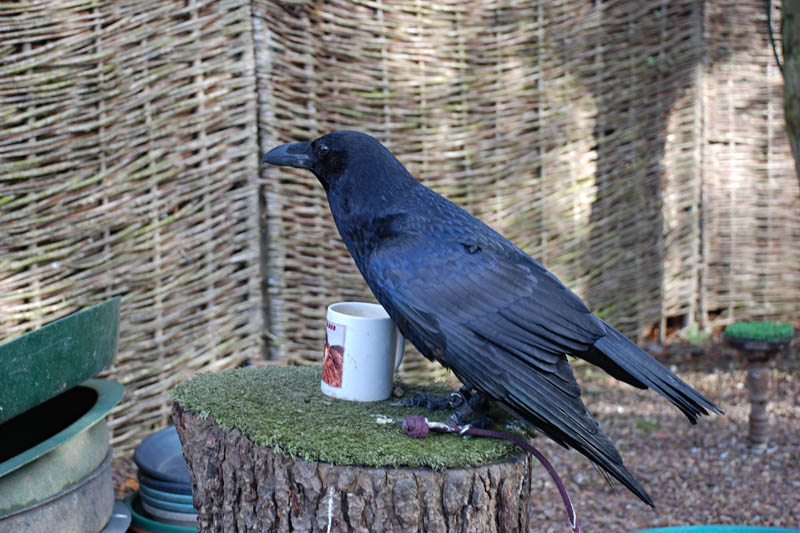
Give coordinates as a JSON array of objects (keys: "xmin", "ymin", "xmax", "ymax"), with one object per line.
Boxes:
[{"xmin": 260, "ymin": 141, "xmax": 314, "ymax": 170}]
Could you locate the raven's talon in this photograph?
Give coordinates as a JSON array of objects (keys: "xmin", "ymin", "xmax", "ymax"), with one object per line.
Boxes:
[
  {"xmin": 447, "ymin": 392, "xmax": 466, "ymax": 409},
  {"xmin": 401, "ymin": 392, "xmax": 455, "ymax": 411},
  {"xmin": 399, "ymin": 393, "xmax": 421, "ymax": 407}
]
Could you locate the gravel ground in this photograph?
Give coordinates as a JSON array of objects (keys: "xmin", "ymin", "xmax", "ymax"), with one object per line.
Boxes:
[
  {"xmin": 114, "ymin": 346, "xmax": 800, "ymax": 532},
  {"xmin": 528, "ymin": 351, "xmax": 800, "ymax": 532}
]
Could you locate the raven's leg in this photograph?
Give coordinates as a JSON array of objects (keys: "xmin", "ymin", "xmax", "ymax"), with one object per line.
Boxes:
[
  {"xmin": 400, "ymin": 389, "xmax": 465, "ymax": 411},
  {"xmin": 402, "ymin": 384, "xmax": 492, "ymax": 428},
  {"xmin": 445, "ymin": 389, "xmax": 491, "ymax": 428}
]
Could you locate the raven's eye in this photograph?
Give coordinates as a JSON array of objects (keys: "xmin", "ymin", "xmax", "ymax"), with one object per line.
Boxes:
[{"xmin": 315, "ymin": 142, "xmax": 330, "ymax": 158}]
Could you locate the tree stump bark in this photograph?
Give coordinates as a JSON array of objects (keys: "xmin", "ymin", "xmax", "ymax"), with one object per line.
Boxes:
[{"xmin": 173, "ymin": 403, "xmax": 537, "ymax": 532}]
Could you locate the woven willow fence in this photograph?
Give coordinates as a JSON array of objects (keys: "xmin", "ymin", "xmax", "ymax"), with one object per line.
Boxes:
[
  {"xmin": 2, "ymin": 0, "xmax": 799, "ymax": 454},
  {"xmin": 0, "ymin": 0, "xmax": 263, "ymax": 454},
  {"xmin": 256, "ymin": 0, "xmax": 800, "ymax": 366}
]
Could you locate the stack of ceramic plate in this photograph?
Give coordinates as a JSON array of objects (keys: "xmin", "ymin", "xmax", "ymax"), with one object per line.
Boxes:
[{"xmin": 128, "ymin": 426, "xmax": 197, "ymax": 532}]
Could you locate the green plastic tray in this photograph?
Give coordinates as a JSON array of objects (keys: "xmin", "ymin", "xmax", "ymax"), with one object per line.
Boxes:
[{"xmin": 0, "ymin": 297, "xmax": 120, "ymax": 425}]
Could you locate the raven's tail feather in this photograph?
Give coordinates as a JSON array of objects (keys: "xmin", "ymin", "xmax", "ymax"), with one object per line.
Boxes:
[
  {"xmin": 502, "ymin": 400, "xmax": 655, "ymax": 508},
  {"xmin": 589, "ymin": 321, "xmax": 723, "ymax": 423}
]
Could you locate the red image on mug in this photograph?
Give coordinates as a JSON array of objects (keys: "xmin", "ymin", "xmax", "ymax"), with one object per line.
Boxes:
[{"xmin": 322, "ymin": 324, "xmax": 345, "ymax": 388}]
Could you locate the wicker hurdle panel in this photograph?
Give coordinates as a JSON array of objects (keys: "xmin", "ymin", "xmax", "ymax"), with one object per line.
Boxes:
[
  {"xmin": 253, "ymin": 0, "xmax": 717, "ymax": 376},
  {"xmin": 0, "ymin": 0, "xmax": 263, "ymax": 454},
  {"xmin": 255, "ymin": 0, "xmax": 798, "ymax": 371},
  {"xmin": 701, "ymin": 0, "xmax": 800, "ymax": 323},
  {"xmin": 3, "ymin": 0, "xmax": 798, "ymax": 452}
]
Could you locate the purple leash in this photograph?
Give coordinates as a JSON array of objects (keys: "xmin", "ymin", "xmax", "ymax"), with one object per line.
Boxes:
[{"xmin": 401, "ymin": 415, "xmax": 581, "ymax": 533}]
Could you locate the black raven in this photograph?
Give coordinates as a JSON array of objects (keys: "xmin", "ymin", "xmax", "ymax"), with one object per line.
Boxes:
[{"xmin": 261, "ymin": 130, "xmax": 722, "ymax": 507}]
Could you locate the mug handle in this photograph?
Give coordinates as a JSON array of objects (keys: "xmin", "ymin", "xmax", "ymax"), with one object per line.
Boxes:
[{"xmin": 394, "ymin": 331, "xmax": 405, "ymax": 372}]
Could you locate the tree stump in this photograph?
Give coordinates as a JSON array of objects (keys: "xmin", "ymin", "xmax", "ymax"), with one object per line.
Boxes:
[{"xmin": 170, "ymin": 366, "xmax": 540, "ymax": 532}]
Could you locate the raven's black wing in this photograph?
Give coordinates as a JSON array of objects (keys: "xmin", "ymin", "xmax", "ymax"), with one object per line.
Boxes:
[
  {"xmin": 364, "ymin": 228, "xmax": 655, "ymax": 506},
  {"xmin": 362, "ymin": 197, "xmax": 720, "ymax": 425}
]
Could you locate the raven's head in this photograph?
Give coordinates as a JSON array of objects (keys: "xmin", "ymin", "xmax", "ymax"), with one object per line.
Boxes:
[{"xmin": 260, "ymin": 131, "xmax": 415, "ymax": 195}]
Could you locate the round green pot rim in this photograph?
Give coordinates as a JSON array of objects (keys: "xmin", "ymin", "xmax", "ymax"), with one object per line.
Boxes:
[{"xmin": 0, "ymin": 379, "xmax": 123, "ymax": 479}]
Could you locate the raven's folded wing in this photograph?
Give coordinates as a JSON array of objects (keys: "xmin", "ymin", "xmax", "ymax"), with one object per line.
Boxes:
[
  {"xmin": 365, "ymin": 233, "xmax": 654, "ymax": 506},
  {"xmin": 366, "ymin": 230, "xmax": 606, "ymax": 367}
]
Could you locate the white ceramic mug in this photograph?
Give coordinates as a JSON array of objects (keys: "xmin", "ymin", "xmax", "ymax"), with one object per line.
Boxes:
[{"xmin": 320, "ymin": 301, "xmax": 405, "ymax": 402}]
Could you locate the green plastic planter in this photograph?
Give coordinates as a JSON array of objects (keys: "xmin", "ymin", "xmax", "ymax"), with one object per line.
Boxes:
[
  {"xmin": 0, "ymin": 449, "xmax": 114, "ymax": 533},
  {"xmin": 0, "ymin": 379, "xmax": 124, "ymax": 515},
  {"xmin": 0, "ymin": 296, "xmax": 120, "ymax": 425}
]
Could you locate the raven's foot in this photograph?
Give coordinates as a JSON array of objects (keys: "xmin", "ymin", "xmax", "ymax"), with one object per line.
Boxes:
[
  {"xmin": 400, "ymin": 391, "xmax": 465, "ymax": 411},
  {"xmin": 401, "ymin": 385, "xmax": 493, "ymax": 429},
  {"xmin": 445, "ymin": 390, "xmax": 490, "ymax": 429}
]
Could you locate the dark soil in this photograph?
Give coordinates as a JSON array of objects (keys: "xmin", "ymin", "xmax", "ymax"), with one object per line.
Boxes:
[{"xmin": 529, "ymin": 338, "xmax": 800, "ymax": 531}]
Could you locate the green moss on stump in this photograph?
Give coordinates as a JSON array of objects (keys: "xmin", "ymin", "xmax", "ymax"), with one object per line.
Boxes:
[
  {"xmin": 171, "ymin": 365, "xmax": 518, "ymax": 470},
  {"xmin": 724, "ymin": 321, "xmax": 794, "ymax": 341}
]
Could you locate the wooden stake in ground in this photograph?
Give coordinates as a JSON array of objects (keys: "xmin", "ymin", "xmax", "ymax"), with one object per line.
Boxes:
[{"xmin": 723, "ymin": 321, "xmax": 794, "ymax": 449}]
